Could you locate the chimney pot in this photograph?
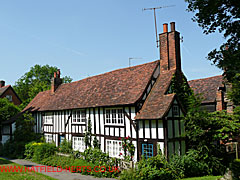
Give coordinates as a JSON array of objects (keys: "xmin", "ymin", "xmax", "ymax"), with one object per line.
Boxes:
[
  {"xmin": 163, "ymin": 23, "xmax": 168, "ymax": 33},
  {"xmin": 170, "ymin": 22, "xmax": 175, "ymax": 32},
  {"xmin": 0, "ymin": 80, "xmax": 5, "ymax": 88}
]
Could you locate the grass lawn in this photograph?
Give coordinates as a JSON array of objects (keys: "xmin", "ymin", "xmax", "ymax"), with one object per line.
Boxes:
[
  {"xmin": 182, "ymin": 176, "xmax": 222, "ymax": 180},
  {"xmin": 0, "ymin": 157, "xmax": 56, "ymax": 180}
]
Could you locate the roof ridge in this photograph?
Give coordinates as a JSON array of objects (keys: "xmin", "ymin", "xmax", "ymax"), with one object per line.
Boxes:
[
  {"xmin": 60, "ymin": 60, "xmax": 159, "ymax": 87},
  {"xmin": 0, "ymin": 85, "xmax": 11, "ymax": 89},
  {"xmin": 188, "ymin": 75, "xmax": 222, "ymax": 82}
]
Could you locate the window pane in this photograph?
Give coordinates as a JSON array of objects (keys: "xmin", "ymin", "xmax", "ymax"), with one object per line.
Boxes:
[
  {"xmin": 112, "ymin": 109, "xmax": 116, "ymax": 124},
  {"xmin": 174, "ymin": 120, "xmax": 179, "ymax": 137},
  {"xmin": 173, "ymin": 105, "xmax": 179, "ymax": 116},
  {"xmin": 180, "ymin": 120, "xmax": 185, "ymax": 136},
  {"xmin": 167, "ymin": 120, "xmax": 173, "ymax": 138},
  {"xmin": 175, "ymin": 141, "xmax": 180, "ymax": 155},
  {"xmin": 181, "ymin": 141, "xmax": 186, "ymax": 155},
  {"xmin": 168, "ymin": 142, "xmax": 174, "ymax": 157}
]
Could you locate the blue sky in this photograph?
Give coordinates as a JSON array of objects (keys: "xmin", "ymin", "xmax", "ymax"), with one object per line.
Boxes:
[{"xmin": 0, "ymin": 0, "xmax": 224, "ymax": 85}]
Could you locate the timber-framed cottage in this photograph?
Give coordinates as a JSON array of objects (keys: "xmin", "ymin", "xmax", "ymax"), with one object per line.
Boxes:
[{"xmin": 24, "ymin": 22, "xmax": 186, "ymax": 161}]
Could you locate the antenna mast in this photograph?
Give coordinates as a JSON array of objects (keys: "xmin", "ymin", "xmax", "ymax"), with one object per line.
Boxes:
[{"xmin": 143, "ymin": 5, "xmax": 175, "ymax": 57}]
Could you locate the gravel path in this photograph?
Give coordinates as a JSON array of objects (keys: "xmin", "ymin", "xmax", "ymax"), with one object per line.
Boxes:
[{"xmin": 4, "ymin": 157, "xmax": 117, "ymax": 180}]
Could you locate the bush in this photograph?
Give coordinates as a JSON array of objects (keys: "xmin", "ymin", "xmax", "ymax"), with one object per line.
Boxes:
[
  {"xmin": 120, "ymin": 169, "xmax": 137, "ymax": 180},
  {"xmin": 120, "ymin": 154, "xmax": 182, "ymax": 180},
  {"xmin": 24, "ymin": 142, "xmax": 41, "ymax": 159},
  {"xmin": 33, "ymin": 143, "xmax": 57, "ymax": 162},
  {"xmin": 59, "ymin": 139, "xmax": 72, "ymax": 154},
  {"xmin": 179, "ymin": 149, "xmax": 210, "ymax": 177},
  {"xmin": 231, "ymin": 159, "xmax": 240, "ymax": 180},
  {"xmin": 41, "ymin": 155, "xmax": 75, "ymax": 167},
  {"xmin": 81, "ymin": 147, "xmax": 111, "ymax": 164},
  {"xmin": 80, "ymin": 147, "xmax": 119, "ymax": 178}
]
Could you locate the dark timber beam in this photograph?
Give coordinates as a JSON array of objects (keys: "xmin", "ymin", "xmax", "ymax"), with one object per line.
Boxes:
[{"xmin": 123, "ymin": 110, "xmax": 137, "ymax": 131}]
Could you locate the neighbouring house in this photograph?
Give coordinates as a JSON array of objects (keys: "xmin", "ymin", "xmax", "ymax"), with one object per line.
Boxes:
[
  {"xmin": 188, "ymin": 75, "xmax": 234, "ymax": 113},
  {"xmin": 0, "ymin": 80, "xmax": 22, "ymax": 144},
  {"xmin": 23, "ymin": 22, "xmax": 187, "ymax": 161},
  {"xmin": 0, "ymin": 81, "xmax": 21, "ymax": 106}
]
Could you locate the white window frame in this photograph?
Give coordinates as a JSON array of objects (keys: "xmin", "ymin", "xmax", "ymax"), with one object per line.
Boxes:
[
  {"xmin": 105, "ymin": 108, "xmax": 124, "ymax": 125},
  {"xmin": 72, "ymin": 109, "xmax": 86, "ymax": 124},
  {"xmin": 106, "ymin": 140, "xmax": 123, "ymax": 158},
  {"xmin": 6, "ymin": 95, "xmax": 12, "ymax": 102},
  {"xmin": 72, "ymin": 136, "xmax": 85, "ymax": 152},
  {"xmin": 45, "ymin": 134, "xmax": 53, "ymax": 143},
  {"xmin": 44, "ymin": 112, "xmax": 53, "ymax": 124}
]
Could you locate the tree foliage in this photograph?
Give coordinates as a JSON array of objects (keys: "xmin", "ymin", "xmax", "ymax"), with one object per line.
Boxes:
[
  {"xmin": 185, "ymin": 0, "xmax": 240, "ymax": 104},
  {"xmin": 184, "ymin": 95, "xmax": 240, "ymax": 174},
  {"xmin": 1, "ymin": 112, "xmax": 41, "ymax": 158},
  {"xmin": 14, "ymin": 64, "xmax": 72, "ymax": 109},
  {"xmin": 0, "ymin": 98, "xmax": 20, "ymax": 123}
]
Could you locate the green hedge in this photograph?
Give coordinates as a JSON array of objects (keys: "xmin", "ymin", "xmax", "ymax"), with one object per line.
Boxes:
[
  {"xmin": 32, "ymin": 143, "xmax": 57, "ymax": 162},
  {"xmin": 231, "ymin": 159, "xmax": 240, "ymax": 180}
]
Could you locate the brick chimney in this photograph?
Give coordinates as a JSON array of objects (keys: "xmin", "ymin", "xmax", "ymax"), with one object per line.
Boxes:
[
  {"xmin": 216, "ymin": 89, "xmax": 224, "ymax": 111},
  {"xmin": 0, "ymin": 80, "xmax": 5, "ymax": 88},
  {"xmin": 159, "ymin": 22, "xmax": 181, "ymax": 72},
  {"xmin": 51, "ymin": 69, "xmax": 62, "ymax": 93}
]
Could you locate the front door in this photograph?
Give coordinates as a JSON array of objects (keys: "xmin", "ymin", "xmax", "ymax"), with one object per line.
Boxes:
[
  {"xmin": 142, "ymin": 143, "xmax": 154, "ymax": 159},
  {"xmin": 59, "ymin": 135, "xmax": 65, "ymax": 145}
]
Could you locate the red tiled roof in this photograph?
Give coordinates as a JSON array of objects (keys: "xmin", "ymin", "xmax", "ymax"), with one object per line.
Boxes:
[
  {"xmin": 135, "ymin": 69, "xmax": 176, "ymax": 119},
  {"xmin": 0, "ymin": 85, "xmax": 11, "ymax": 97},
  {"xmin": 188, "ymin": 75, "xmax": 224, "ymax": 103},
  {"xmin": 24, "ymin": 60, "xmax": 159, "ymax": 112}
]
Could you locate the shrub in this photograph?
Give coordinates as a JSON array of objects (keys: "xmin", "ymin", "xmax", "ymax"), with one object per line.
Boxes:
[
  {"xmin": 41, "ymin": 155, "xmax": 75, "ymax": 168},
  {"xmin": 231, "ymin": 159, "xmax": 240, "ymax": 180},
  {"xmin": 120, "ymin": 169, "xmax": 137, "ymax": 180},
  {"xmin": 24, "ymin": 142, "xmax": 43, "ymax": 159},
  {"xmin": 120, "ymin": 154, "xmax": 182, "ymax": 180},
  {"xmin": 59, "ymin": 139, "xmax": 72, "ymax": 154},
  {"xmin": 77, "ymin": 148, "xmax": 120, "ymax": 178},
  {"xmin": 81, "ymin": 148, "xmax": 111, "ymax": 164},
  {"xmin": 33, "ymin": 143, "xmax": 57, "ymax": 162},
  {"xmin": 180, "ymin": 149, "xmax": 210, "ymax": 177}
]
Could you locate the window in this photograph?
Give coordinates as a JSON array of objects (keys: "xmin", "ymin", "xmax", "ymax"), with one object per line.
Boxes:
[
  {"xmin": 105, "ymin": 108, "xmax": 123, "ymax": 125},
  {"xmin": 106, "ymin": 140, "xmax": 123, "ymax": 158},
  {"xmin": 45, "ymin": 134, "xmax": 53, "ymax": 143},
  {"xmin": 72, "ymin": 136, "xmax": 85, "ymax": 152},
  {"xmin": 2, "ymin": 125, "xmax": 10, "ymax": 134},
  {"xmin": 6, "ymin": 95, "xmax": 12, "ymax": 102},
  {"xmin": 142, "ymin": 143, "xmax": 153, "ymax": 159},
  {"xmin": 72, "ymin": 110, "xmax": 86, "ymax": 123},
  {"xmin": 173, "ymin": 105, "xmax": 179, "ymax": 116},
  {"xmin": 44, "ymin": 112, "xmax": 53, "ymax": 124}
]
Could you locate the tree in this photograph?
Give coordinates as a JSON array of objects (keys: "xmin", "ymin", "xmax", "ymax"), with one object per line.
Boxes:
[
  {"xmin": 1, "ymin": 112, "xmax": 41, "ymax": 158},
  {"xmin": 185, "ymin": 0, "xmax": 240, "ymax": 104},
  {"xmin": 0, "ymin": 98, "xmax": 20, "ymax": 123},
  {"xmin": 14, "ymin": 64, "xmax": 72, "ymax": 109},
  {"xmin": 184, "ymin": 95, "xmax": 240, "ymax": 174},
  {"xmin": 0, "ymin": 98, "xmax": 20, "ymax": 143}
]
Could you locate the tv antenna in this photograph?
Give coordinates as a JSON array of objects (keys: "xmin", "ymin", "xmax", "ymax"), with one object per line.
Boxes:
[
  {"xmin": 129, "ymin": 57, "xmax": 143, "ymax": 67},
  {"xmin": 143, "ymin": 5, "xmax": 175, "ymax": 48}
]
